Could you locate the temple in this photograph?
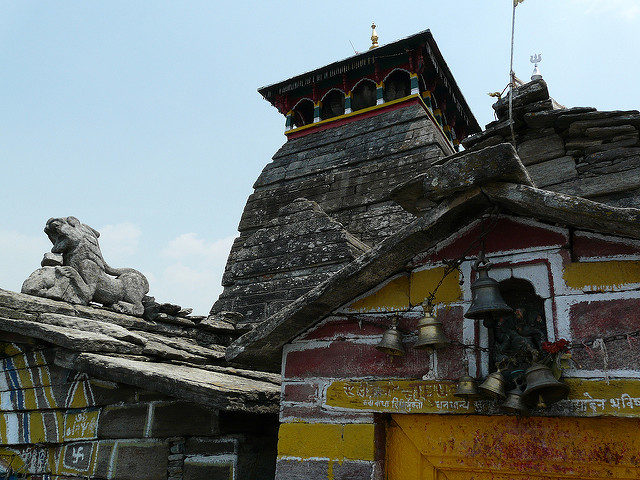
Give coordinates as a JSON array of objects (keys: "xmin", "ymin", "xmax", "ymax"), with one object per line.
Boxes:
[
  {"xmin": 211, "ymin": 30, "xmax": 480, "ymax": 326},
  {"xmin": 2, "ymin": 25, "xmax": 640, "ymax": 480}
]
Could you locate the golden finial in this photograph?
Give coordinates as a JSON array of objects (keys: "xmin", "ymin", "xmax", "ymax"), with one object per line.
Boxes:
[{"xmin": 369, "ymin": 23, "xmax": 379, "ymax": 50}]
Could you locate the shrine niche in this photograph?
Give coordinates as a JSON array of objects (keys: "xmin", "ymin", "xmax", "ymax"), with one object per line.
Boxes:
[
  {"xmin": 351, "ymin": 79, "xmax": 376, "ymax": 111},
  {"xmin": 490, "ymin": 278, "xmax": 548, "ymax": 387},
  {"xmin": 320, "ymin": 89, "xmax": 345, "ymax": 120},
  {"xmin": 292, "ymin": 98, "xmax": 314, "ymax": 127},
  {"xmin": 383, "ymin": 69, "xmax": 411, "ymax": 102}
]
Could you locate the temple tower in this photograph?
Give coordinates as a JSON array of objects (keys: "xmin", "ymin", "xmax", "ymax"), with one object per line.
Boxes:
[{"xmin": 210, "ymin": 29, "xmax": 480, "ymax": 326}]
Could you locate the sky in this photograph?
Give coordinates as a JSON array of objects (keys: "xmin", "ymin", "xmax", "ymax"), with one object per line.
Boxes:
[{"xmin": 1, "ymin": 0, "xmax": 639, "ymax": 315}]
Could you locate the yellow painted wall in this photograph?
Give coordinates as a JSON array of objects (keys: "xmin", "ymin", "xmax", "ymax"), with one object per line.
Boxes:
[
  {"xmin": 563, "ymin": 260, "xmax": 640, "ymax": 290},
  {"xmin": 346, "ymin": 275, "xmax": 410, "ymax": 312},
  {"xmin": 277, "ymin": 422, "xmax": 375, "ymax": 462},
  {"xmin": 390, "ymin": 414, "xmax": 640, "ymax": 479},
  {"xmin": 410, "ymin": 267, "xmax": 461, "ymax": 305}
]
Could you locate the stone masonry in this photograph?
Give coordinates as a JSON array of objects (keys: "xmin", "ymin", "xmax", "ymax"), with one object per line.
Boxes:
[
  {"xmin": 211, "ymin": 102, "xmax": 455, "ymax": 325},
  {"xmin": 463, "ymin": 79, "xmax": 640, "ymax": 208}
]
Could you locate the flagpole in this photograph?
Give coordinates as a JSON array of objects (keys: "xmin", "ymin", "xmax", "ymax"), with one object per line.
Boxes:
[{"xmin": 508, "ymin": 0, "xmax": 517, "ymax": 145}]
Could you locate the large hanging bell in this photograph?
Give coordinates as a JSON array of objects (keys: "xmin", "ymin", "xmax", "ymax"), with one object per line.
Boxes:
[
  {"xmin": 522, "ymin": 364, "xmax": 569, "ymax": 406},
  {"xmin": 464, "ymin": 264, "xmax": 512, "ymax": 321},
  {"xmin": 502, "ymin": 388, "xmax": 529, "ymax": 415},
  {"xmin": 376, "ymin": 323, "xmax": 405, "ymax": 356},
  {"xmin": 478, "ymin": 371, "xmax": 507, "ymax": 399},
  {"xmin": 454, "ymin": 374, "xmax": 480, "ymax": 399},
  {"xmin": 414, "ymin": 308, "xmax": 449, "ymax": 350}
]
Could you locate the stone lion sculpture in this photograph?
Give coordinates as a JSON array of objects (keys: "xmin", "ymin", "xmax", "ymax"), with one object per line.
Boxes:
[{"xmin": 22, "ymin": 217, "xmax": 149, "ymax": 316}]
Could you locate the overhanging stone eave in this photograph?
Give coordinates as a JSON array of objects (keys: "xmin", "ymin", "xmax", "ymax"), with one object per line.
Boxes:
[{"xmin": 483, "ymin": 183, "xmax": 640, "ymax": 240}]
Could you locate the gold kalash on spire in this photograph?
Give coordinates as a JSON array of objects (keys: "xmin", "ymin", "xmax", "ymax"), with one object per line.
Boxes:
[{"xmin": 369, "ymin": 22, "xmax": 379, "ymax": 50}]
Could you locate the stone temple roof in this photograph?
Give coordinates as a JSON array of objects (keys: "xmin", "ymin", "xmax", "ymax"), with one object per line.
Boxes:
[
  {"xmin": 225, "ymin": 142, "xmax": 640, "ymax": 370},
  {"xmin": 0, "ymin": 288, "xmax": 280, "ymax": 412}
]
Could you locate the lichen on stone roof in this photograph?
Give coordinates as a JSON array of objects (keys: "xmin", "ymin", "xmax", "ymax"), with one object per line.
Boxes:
[{"xmin": 0, "ymin": 288, "xmax": 280, "ymax": 412}]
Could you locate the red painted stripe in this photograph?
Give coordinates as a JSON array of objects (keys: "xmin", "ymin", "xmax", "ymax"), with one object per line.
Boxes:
[{"xmin": 284, "ymin": 339, "xmax": 432, "ymax": 379}]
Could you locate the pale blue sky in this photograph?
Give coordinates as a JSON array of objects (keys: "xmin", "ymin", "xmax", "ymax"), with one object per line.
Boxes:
[{"xmin": 1, "ymin": 1, "xmax": 639, "ymax": 314}]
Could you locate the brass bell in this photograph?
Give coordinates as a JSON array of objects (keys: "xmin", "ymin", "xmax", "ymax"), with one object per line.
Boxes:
[
  {"xmin": 376, "ymin": 320, "xmax": 405, "ymax": 356},
  {"xmin": 478, "ymin": 371, "xmax": 507, "ymax": 399},
  {"xmin": 502, "ymin": 388, "xmax": 529, "ymax": 414},
  {"xmin": 522, "ymin": 364, "xmax": 569, "ymax": 406},
  {"xmin": 464, "ymin": 264, "xmax": 512, "ymax": 320},
  {"xmin": 455, "ymin": 374, "xmax": 480, "ymax": 399},
  {"xmin": 414, "ymin": 307, "xmax": 449, "ymax": 350}
]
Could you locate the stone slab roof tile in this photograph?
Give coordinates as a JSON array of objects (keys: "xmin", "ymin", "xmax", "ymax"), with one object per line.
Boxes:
[{"xmin": 0, "ymin": 288, "xmax": 279, "ymax": 412}]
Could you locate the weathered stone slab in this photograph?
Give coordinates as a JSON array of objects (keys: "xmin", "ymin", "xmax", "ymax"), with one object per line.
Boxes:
[
  {"xmin": 493, "ymin": 79, "xmax": 550, "ymax": 120},
  {"xmin": 483, "ymin": 182, "xmax": 640, "ymax": 239},
  {"xmin": 39, "ymin": 313, "xmax": 147, "ymax": 346},
  {"xmin": 138, "ymin": 331, "xmax": 225, "ymax": 360},
  {"xmin": 550, "ymin": 168, "xmax": 640, "ymax": 198},
  {"xmin": 527, "ymin": 156, "xmax": 577, "ymax": 187},
  {"xmin": 0, "ymin": 316, "xmax": 144, "ymax": 354},
  {"xmin": 142, "ymin": 341, "xmax": 209, "ymax": 364},
  {"xmin": 584, "ymin": 125, "xmax": 637, "ymax": 139},
  {"xmin": 556, "ymin": 110, "xmax": 640, "ymax": 130},
  {"xmin": 392, "ymin": 143, "xmax": 532, "ymax": 213},
  {"xmin": 516, "ymin": 130, "xmax": 566, "ymax": 166},
  {"xmin": 524, "ymin": 107, "xmax": 596, "ymax": 128},
  {"xmin": 57, "ymin": 352, "xmax": 280, "ymax": 412},
  {"xmin": 0, "ymin": 288, "xmax": 77, "ymax": 316}
]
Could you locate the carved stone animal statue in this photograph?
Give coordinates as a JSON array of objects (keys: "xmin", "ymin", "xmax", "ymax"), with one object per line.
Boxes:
[{"xmin": 22, "ymin": 217, "xmax": 149, "ymax": 316}]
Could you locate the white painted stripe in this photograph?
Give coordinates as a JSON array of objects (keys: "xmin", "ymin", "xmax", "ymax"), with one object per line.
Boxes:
[
  {"xmin": 277, "ymin": 455, "xmax": 374, "ymax": 464},
  {"xmin": 144, "ymin": 402, "xmax": 156, "ymax": 438},
  {"xmin": 107, "ymin": 441, "xmax": 119, "ymax": 479},
  {"xmin": 5, "ymin": 412, "xmax": 19, "ymax": 444}
]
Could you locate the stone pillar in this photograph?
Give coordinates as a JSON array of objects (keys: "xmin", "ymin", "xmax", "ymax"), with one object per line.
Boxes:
[
  {"xmin": 376, "ymin": 83, "xmax": 384, "ymax": 105},
  {"xmin": 421, "ymin": 90, "xmax": 433, "ymax": 112},
  {"xmin": 313, "ymin": 102, "xmax": 321, "ymax": 123},
  {"xmin": 410, "ymin": 73, "xmax": 420, "ymax": 95},
  {"xmin": 434, "ymin": 108, "xmax": 443, "ymax": 127},
  {"xmin": 285, "ymin": 111, "xmax": 294, "ymax": 131},
  {"xmin": 344, "ymin": 92, "xmax": 352, "ymax": 114}
]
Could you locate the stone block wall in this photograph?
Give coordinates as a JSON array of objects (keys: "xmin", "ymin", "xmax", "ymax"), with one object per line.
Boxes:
[
  {"xmin": 0, "ymin": 341, "xmax": 277, "ymax": 480},
  {"xmin": 275, "ymin": 215, "xmax": 640, "ymax": 480},
  {"xmin": 212, "ymin": 101, "xmax": 453, "ymax": 325},
  {"xmin": 464, "ymin": 80, "xmax": 640, "ymax": 208}
]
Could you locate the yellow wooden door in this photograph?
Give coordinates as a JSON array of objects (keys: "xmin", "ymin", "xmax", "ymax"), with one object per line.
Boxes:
[{"xmin": 386, "ymin": 414, "xmax": 640, "ymax": 479}]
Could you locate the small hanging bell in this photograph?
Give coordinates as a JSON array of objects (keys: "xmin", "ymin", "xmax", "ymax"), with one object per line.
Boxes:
[
  {"xmin": 414, "ymin": 306, "xmax": 449, "ymax": 350},
  {"xmin": 522, "ymin": 364, "xmax": 569, "ymax": 406},
  {"xmin": 464, "ymin": 263, "xmax": 512, "ymax": 321},
  {"xmin": 502, "ymin": 388, "xmax": 529, "ymax": 414},
  {"xmin": 478, "ymin": 371, "xmax": 507, "ymax": 399},
  {"xmin": 454, "ymin": 374, "xmax": 480, "ymax": 399},
  {"xmin": 376, "ymin": 319, "xmax": 405, "ymax": 356}
]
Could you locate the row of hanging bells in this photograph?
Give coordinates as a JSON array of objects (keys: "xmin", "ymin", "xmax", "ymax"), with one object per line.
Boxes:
[
  {"xmin": 376, "ymin": 305, "xmax": 449, "ymax": 356},
  {"xmin": 455, "ymin": 364, "xmax": 569, "ymax": 414},
  {"xmin": 377, "ymin": 249, "xmax": 567, "ymax": 414}
]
